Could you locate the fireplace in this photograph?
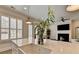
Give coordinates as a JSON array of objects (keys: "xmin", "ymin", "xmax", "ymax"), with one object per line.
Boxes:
[{"xmin": 58, "ymin": 34, "xmax": 69, "ymax": 42}]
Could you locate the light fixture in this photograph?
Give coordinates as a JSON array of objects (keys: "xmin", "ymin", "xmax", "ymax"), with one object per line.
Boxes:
[
  {"xmin": 24, "ymin": 7, "xmax": 27, "ymax": 10},
  {"xmin": 67, "ymin": 5, "xmax": 79, "ymax": 11},
  {"xmin": 26, "ymin": 21, "xmax": 32, "ymax": 24},
  {"xmin": 26, "ymin": 17, "xmax": 32, "ymax": 24},
  {"xmin": 26, "ymin": 6, "xmax": 32, "ymax": 24}
]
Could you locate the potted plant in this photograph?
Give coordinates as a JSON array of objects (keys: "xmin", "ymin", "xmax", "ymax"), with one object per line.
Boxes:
[{"xmin": 34, "ymin": 6, "xmax": 55, "ymax": 45}]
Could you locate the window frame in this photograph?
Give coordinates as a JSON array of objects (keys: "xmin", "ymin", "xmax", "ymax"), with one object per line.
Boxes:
[
  {"xmin": 0, "ymin": 16, "xmax": 23, "ymax": 40},
  {"xmin": 0, "ymin": 16, "xmax": 9, "ymax": 40}
]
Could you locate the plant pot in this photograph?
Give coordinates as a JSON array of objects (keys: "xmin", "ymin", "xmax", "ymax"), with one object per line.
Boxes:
[
  {"xmin": 40, "ymin": 39, "xmax": 44, "ymax": 45},
  {"xmin": 43, "ymin": 39, "xmax": 47, "ymax": 44},
  {"xmin": 38, "ymin": 37, "xmax": 44, "ymax": 45},
  {"xmin": 38, "ymin": 39, "xmax": 40, "ymax": 44}
]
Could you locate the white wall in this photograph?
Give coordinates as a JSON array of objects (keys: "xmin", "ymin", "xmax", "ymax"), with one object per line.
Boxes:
[
  {"xmin": 28, "ymin": 24, "xmax": 33, "ymax": 43},
  {"xmin": 49, "ymin": 5, "xmax": 70, "ymax": 39},
  {"xmin": 27, "ymin": 5, "xmax": 71, "ymax": 40},
  {"xmin": 28, "ymin": 5, "xmax": 70, "ymax": 40},
  {"xmin": 49, "ymin": 5, "xmax": 79, "ymax": 40}
]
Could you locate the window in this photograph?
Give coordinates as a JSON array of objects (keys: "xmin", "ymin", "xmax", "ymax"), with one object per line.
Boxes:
[
  {"xmin": 0, "ymin": 16, "xmax": 23, "ymax": 41},
  {"xmin": 17, "ymin": 19, "xmax": 22, "ymax": 29},
  {"xmin": 10, "ymin": 18, "xmax": 16, "ymax": 29},
  {"xmin": 17, "ymin": 30, "xmax": 22, "ymax": 38},
  {"xmin": 1, "ymin": 16, "xmax": 9, "ymax": 40},
  {"xmin": 1, "ymin": 16, "xmax": 9, "ymax": 28},
  {"xmin": 17, "ymin": 19, "xmax": 22, "ymax": 39},
  {"xmin": 1, "ymin": 29, "xmax": 9, "ymax": 40},
  {"xmin": 10, "ymin": 30, "xmax": 16, "ymax": 39},
  {"xmin": 10, "ymin": 18, "xmax": 16, "ymax": 39}
]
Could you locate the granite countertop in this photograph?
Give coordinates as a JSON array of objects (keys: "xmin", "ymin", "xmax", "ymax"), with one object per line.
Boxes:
[{"xmin": 18, "ymin": 44, "xmax": 51, "ymax": 54}]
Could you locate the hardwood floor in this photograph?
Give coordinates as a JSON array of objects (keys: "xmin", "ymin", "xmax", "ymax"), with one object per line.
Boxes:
[
  {"xmin": 0, "ymin": 49, "xmax": 12, "ymax": 54},
  {"xmin": 40, "ymin": 39, "xmax": 79, "ymax": 53},
  {"xmin": 0, "ymin": 39, "xmax": 79, "ymax": 54}
]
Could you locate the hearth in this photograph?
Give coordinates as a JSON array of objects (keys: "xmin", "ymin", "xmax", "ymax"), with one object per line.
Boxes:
[{"xmin": 58, "ymin": 34, "xmax": 69, "ymax": 42}]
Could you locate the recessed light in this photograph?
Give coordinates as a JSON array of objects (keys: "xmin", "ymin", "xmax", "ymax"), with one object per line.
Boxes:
[{"xmin": 24, "ymin": 7, "xmax": 27, "ymax": 10}]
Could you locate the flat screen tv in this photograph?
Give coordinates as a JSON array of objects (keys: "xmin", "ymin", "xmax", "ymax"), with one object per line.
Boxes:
[{"xmin": 57, "ymin": 24, "xmax": 69, "ymax": 30}]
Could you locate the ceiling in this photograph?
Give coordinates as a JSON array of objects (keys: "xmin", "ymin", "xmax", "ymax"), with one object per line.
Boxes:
[
  {"xmin": 67, "ymin": 5, "xmax": 79, "ymax": 11},
  {"xmin": 6, "ymin": 5, "xmax": 48, "ymax": 20},
  {"xmin": 6, "ymin": 5, "xmax": 29, "ymax": 15},
  {"xmin": 4, "ymin": 5, "xmax": 79, "ymax": 21}
]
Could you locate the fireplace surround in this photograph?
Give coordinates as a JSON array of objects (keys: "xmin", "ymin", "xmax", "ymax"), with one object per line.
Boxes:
[{"xmin": 58, "ymin": 34, "xmax": 69, "ymax": 42}]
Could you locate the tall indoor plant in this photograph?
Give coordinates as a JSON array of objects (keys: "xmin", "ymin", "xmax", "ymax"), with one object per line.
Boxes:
[{"xmin": 34, "ymin": 6, "xmax": 55, "ymax": 45}]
